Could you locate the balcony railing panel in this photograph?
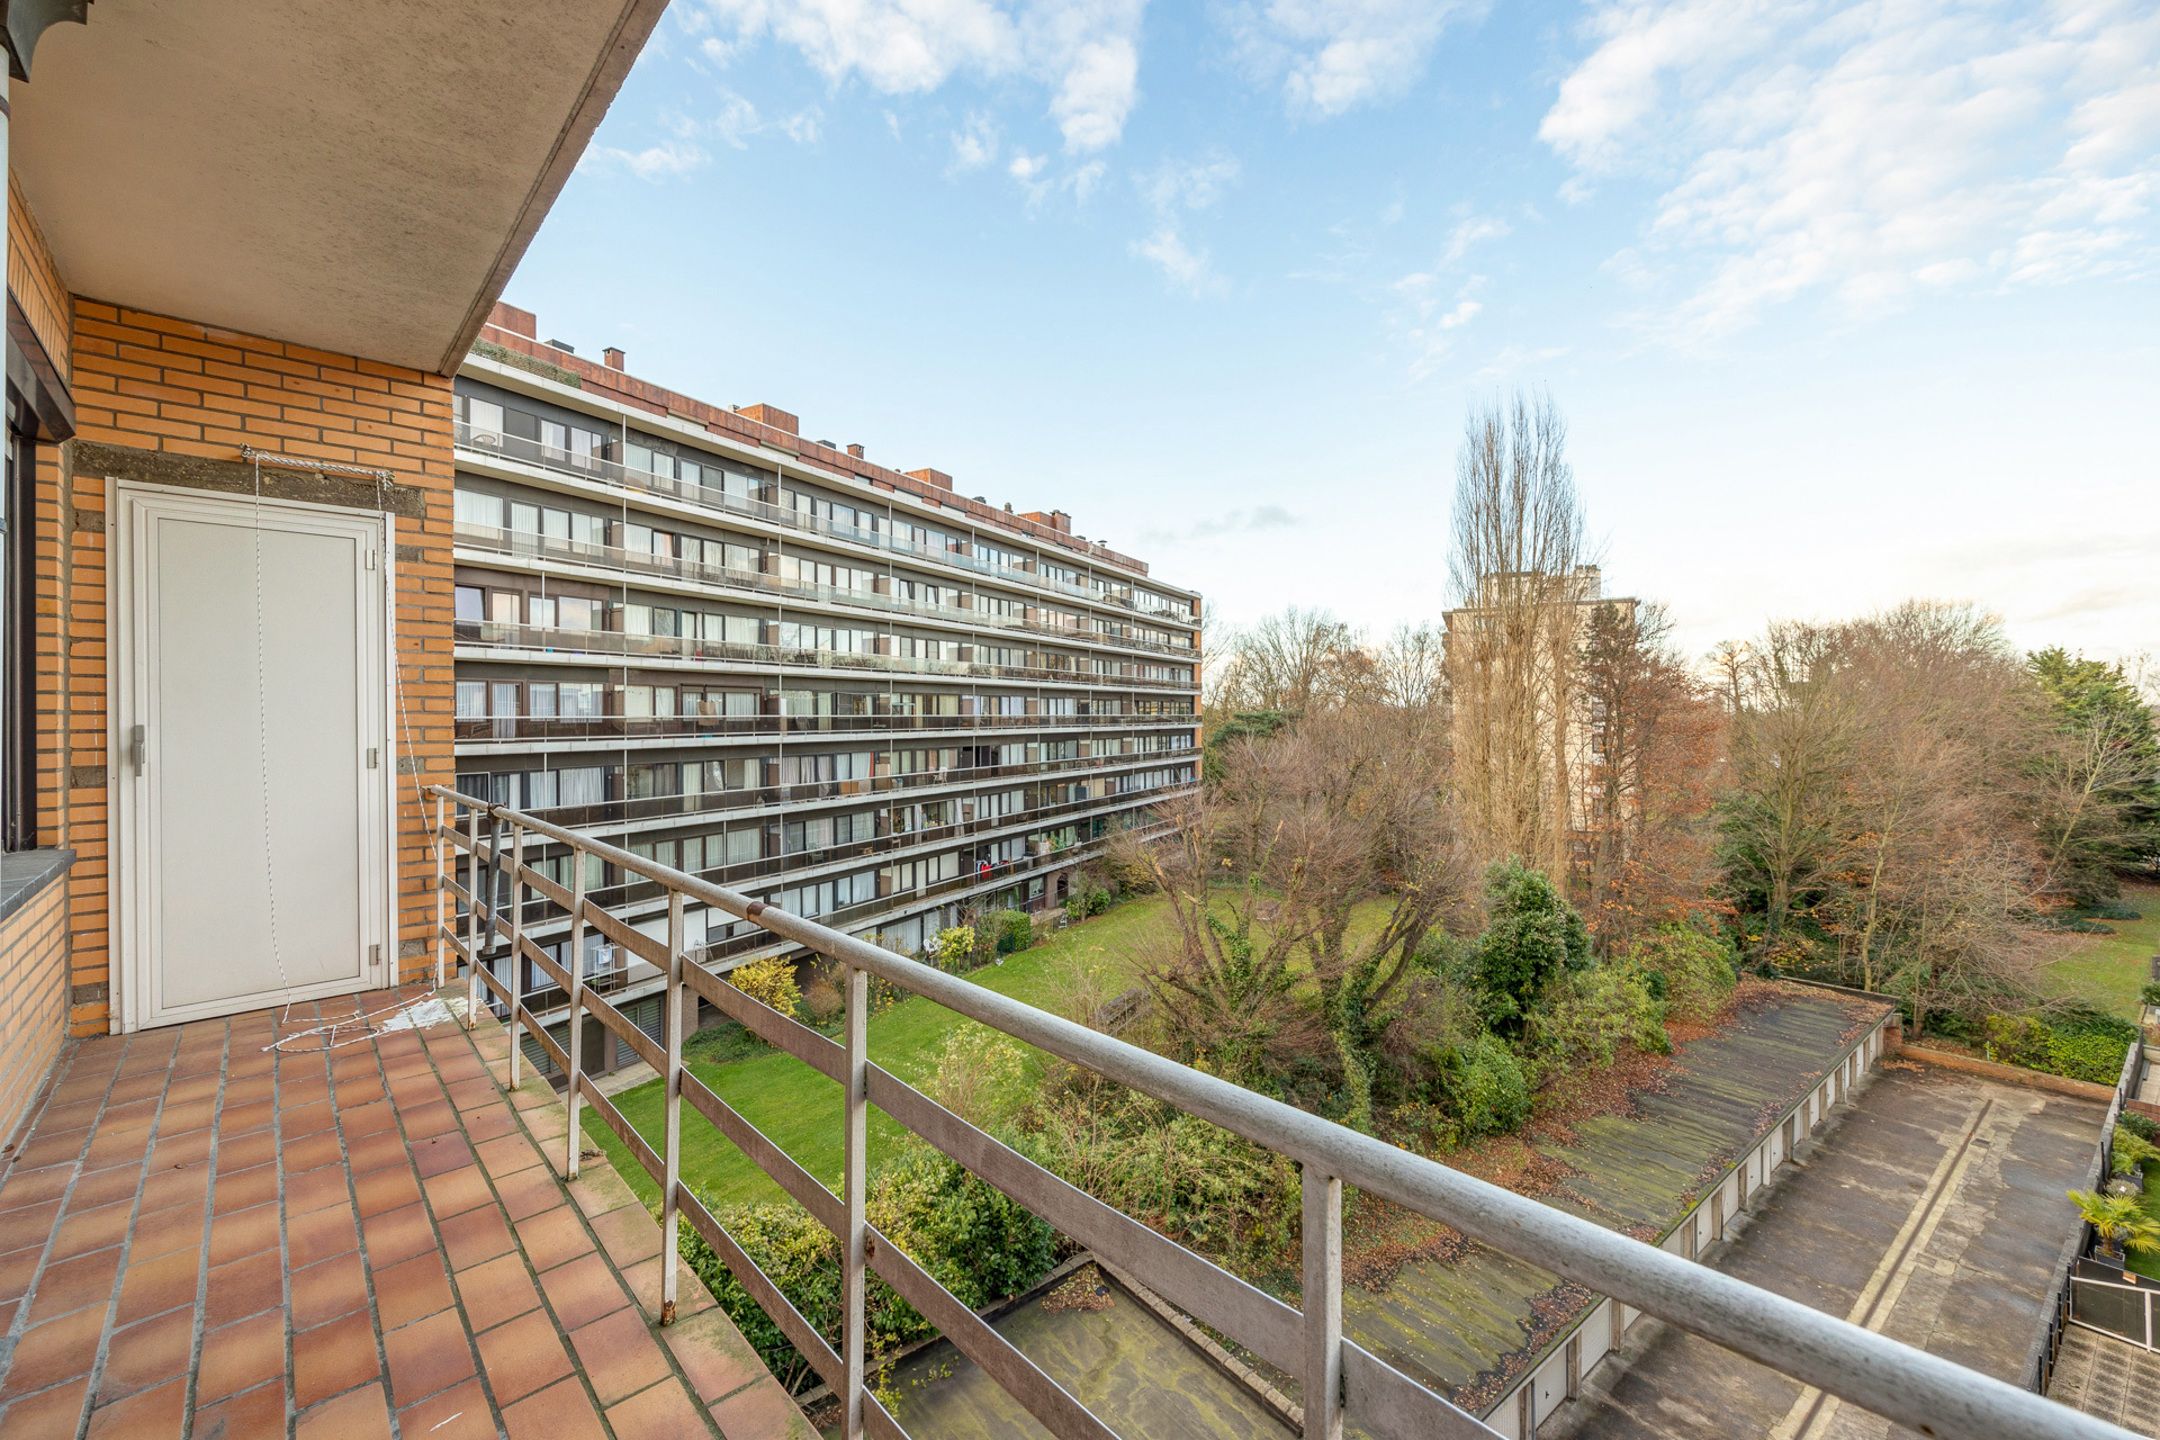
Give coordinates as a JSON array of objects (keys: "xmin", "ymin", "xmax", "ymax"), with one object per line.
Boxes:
[
  {"xmin": 455, "ymin": 423, "xmax": 1200, "ymax": 624},
  {"xmin": 430, "ymin": 786, "xmax": 2124, "ymax": 1440},
  {"xmin": 454, "ymin": 521, "xmax": 1197, "ymax": 659}
]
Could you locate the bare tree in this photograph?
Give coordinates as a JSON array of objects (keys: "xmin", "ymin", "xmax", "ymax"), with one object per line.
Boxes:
[
  {"xmin": 1371, "ymin": 622, "xmax": 1448, "ymax": 715},
  {"xmin": 1575, "ymin": 601, "xmax": 1725, "ymax": 948},
  {"xmin": 1120, "ymin": 702, "xmax": 1467, "ymax": 1125},
  {"xmin": 1719, "ymin": 621, "xmax": 1860, "ymax": 944},
  {"xmin": 1209, "ymin": 607, "xmax": 1365, "ymax": 717},
  {"xmin": 1445, "ymin": 390, "xmax": 1590, "ymax": 877}
]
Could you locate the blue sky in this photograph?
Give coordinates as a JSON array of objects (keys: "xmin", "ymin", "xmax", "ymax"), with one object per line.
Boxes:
[{"xmin": 507, "ymin": 0, "xmax": 2160, "ymax": 665}]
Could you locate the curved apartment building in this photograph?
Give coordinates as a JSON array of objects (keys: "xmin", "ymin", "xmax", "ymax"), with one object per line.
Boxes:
[{"xmin": 450, "ymin": 306, "xmax": 1202, "ymax": 1068}]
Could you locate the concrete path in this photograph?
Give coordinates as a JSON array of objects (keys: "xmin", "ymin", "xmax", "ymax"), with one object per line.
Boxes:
[
  {"xmin": 1553, "ymin": 1063, "xmax": 2106, "ymax": 1440},
  {"xmin": 2046, "ymin": 1325, "xmax": 2160, "ymax": 1437}
]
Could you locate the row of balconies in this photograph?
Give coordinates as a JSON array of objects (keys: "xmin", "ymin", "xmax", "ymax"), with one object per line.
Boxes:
[
  {"xmin": 457, "ymin": 422, "xmax": 1198, "ymax": 623},
  {"xmin": 459, "ymin": 747, "xmax": 1197, "ymax": 831},
  {"xmin": 453, "ymin": 708, "xmax": 1198, "ymax": 746},
  {"xmin": 454, "ymin": 522, "xmax": 1197, "ymax": 659},
  {"xmin": 453, "ymin": 619, "xmax": 1198, "ymax": 691}
]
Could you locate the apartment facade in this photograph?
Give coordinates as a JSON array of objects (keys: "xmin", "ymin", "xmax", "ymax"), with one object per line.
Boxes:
[
  {"xmin": 448, "ymin": 308, "xmax": 1201, "ymax": 1066},
  {"xmin": 1442, "ymin": 564, "xmax": 1638, "ymax": 877}
]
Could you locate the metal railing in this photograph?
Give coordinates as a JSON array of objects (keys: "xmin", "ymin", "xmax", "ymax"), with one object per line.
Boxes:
[
  {"xmin": 453, "ymin": 617, "xmax": 1196, "ymax": 690},
  {"xmin": 495, "ymin": 748, "xmax": 1196, "ymax": 831},
  {"xmin": 454, "ymin": 521, "xmax": 1198, "ymax": 659},
  {"xmin": 455, "ymin": 423, "xmax": 1199, "ymax": 623},
  {"xmin": 428, "ymin": 785, "xmax": 2132, "ymax": 1440},
  {"xmin": 451, "ymin": 708, "xmax": 1198, "ymax": 745}
]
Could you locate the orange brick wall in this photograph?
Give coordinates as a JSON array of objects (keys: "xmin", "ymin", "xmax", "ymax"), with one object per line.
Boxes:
[
  {"xmin": 0, "ymin": 877, "xmax": 68, "ymax": 1146},
  {"xmin": 36, "ymin": 298, "xmax": 456, "ymax": 1033},
  {"xmin": 8, "ymin": 170, "xmax": 70, "ymax": 380}
]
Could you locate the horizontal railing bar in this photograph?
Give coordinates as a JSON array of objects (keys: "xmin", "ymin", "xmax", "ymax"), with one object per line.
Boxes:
[
  {"xmin": 436, "ymin": 927, "xmax": 471, "ymax": 965},
  {"xmin": 675, "ymin": 1185, "xmax": 847, "ymax": 1393},
  {"xmin": 579, "ymin": 986, "xmax": 666, "ymax": 1075},
  {"xmin": 517, "ymin": 933, "xmax": 574, "ymax": 996},
  {"xmin": 863, "ymin": 1395, "xmax": 908, "ymax": 1440},
  {"xmin": 472, "ymin": 959, "xmax": 511, "ymax": 1006},
  {"xmin": 1343, "ymin": 1339, "xmax": 1492, "ymax": 1440},
  {"xmin": 482, "ymin": 837, "xmax": 673, "ymax": 970},
  {"xmin": 519, "ymin": 1011, "xmax": 572, "ymax": 1075},
  {"xmin": 866, "ymin": 1224, "xmax": 1117, "ymax": 1440},
  {"xmin": 434, "ymin": 787, "xmax": 2130, "ymax": 1440},
  {"xmin": 577, "ymin": 1073, "xmax": 662, "ymax": 1185},
  {"xmin": 681, "ymin": 963, "xmax": 846, "ymax": 1083},
  {"xmin": 865, "ymin": 1064, "xmax": 1304, "ymax": 1375},
  {"xmin": 440, "ymin": 876, "xmax": 473, "ymax": 905},
  {"xmin": 680, "ymin": 1072, "xmax": 845, "ymax": 1233}
]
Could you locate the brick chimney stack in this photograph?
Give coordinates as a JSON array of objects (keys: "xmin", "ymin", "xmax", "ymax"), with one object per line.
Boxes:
[
  {"xmin": 603, "ymin": 346, "xmax": 625, "ymax": 370},
  {"xmin": 906, "ymin": 467, "xmax": 954, "ymax": 491},
  {"xmin": 741, "ymin": 403, "xmax": 799, "ymax": 436},
  {"xmin": 846, "ymin": 443, "xmax": 864, "ymax": 458}
]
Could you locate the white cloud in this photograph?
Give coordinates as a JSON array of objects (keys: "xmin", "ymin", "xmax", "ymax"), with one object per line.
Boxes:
[
  {"xmin": 1439, "ymin": 298, "xmax": 1482, "ymax": 330},
  {"xmin": 579, "ymin": 138, "xmax": 711, "ymax": 181},
  {"xmin": 1050, "ymin": 35, "xmax": 1141, "ymax": 151},
  {"xmin": 1439, "ymin": 213, "xmax": 1510, "ymax": 265},
  {"xmin": 1069, "ymin": 158, "xmax": 1108, "ymax": 201},
  {"xmin": 1138, "ymin": 152, "xmax": 1241, "ymax": 212},
  {"xmin": 710, "ymin": 91, "xmax": 763, "ymax": 149},
  {"xmin": 691, "ymin": 0, "xmax": 1147, "ymax": 150},
  {"xmin": 1541, "ymin": 0, "xmax": 2160, "ymax": 341},
  {"xmin": 1132, "ymin": 227, "xmax": 1225, "ymax": 295},
  {"xmin": 585, "ymin": 94, "xmax": 821, "ymax": 178},
  {"xmin": 1227, "ymin": 0, "xmax": 1485, "ymax": 117},
  {"xmin": 1127, "ymin": 151, "xmax": 1239, "ymax": 291},
  {"xmin": 950, "ymin": 111, "xmax": 1000, "ymax": 170},
  {"xmin": 1009, "ymin": 151, "xmax": 1049, "ymax": 182}
]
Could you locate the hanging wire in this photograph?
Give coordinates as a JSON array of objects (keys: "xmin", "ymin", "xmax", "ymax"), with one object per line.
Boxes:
[{"xmin": 233, "ymin": 448, "xmax": 450, "ymax": 1052}]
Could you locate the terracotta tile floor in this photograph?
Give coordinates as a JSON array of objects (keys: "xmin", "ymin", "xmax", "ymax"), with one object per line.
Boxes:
[{"xmin": 0, "ymin": 988, "xmax": 810, "ymax": 1439}]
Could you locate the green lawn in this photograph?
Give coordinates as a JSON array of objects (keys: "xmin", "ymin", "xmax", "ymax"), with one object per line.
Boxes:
[
  {"xmin": 2135, "ymin": 1160, "xmax": 2160, "ymax": 1283},
  {"xmin": 2040, "ymin": 881, "xmax": 2160, "ymax": 1020},
  {"xmin": 583, "ymin": 895, "xmax": 1175, "ymax": 1211}
]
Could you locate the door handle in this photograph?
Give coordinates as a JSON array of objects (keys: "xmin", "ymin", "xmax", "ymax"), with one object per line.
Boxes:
[{"xmin": 130, "ymin": 723, "xmax": 148, "ymax": 775}]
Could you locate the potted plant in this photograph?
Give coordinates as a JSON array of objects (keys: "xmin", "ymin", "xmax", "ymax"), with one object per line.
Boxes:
[{"xmin": 2068, "ymin": 1188, "xmax": 2160, "ymax": 1263}]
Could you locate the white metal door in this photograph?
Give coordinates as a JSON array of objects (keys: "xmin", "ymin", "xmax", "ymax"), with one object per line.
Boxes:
[{"xmin": 114, "ymin": 483, "xmax": 388, "ymax": 1030}]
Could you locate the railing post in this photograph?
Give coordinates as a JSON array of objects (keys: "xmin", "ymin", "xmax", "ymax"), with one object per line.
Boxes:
[
  {"xmin": 841, "ymin": 962, "xmax": 869, "ymax": 1440},
  {"xmin": 464, "ymin": 803, "xmax": 482, "ymax": 1029},
  {"xmin": 431, "ymin": 790, "xmax": 448, "ymax": 990},
  {"xmin": 565, "ymin": 851, "xmax": 587, "ymax": 1181},
  {"xmin": 659, "ymin": 890, "xmax": 685, "ymax": 1326},
  {"xmin": 1302, "ymin": 1165, "xmax": 1343, "ymax": 1440},
  {"xmin": 507, "ymin": 822, "xmax": 526, "ymax": 1088}
]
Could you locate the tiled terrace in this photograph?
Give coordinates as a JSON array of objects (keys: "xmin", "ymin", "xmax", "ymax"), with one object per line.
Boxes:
[{"xmin": 0, "ymin": 989, "xmax": 809, "ymax": 1440}]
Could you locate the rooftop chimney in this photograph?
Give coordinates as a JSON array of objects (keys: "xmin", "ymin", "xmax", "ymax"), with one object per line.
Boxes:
[
  {"xmin": 488, "ymin": 301, "xmax": 538, "ymax": 339},
  {"xmin": 741, "ymin": 403, "xmax": 799, "ymax": 436},
  {"xmin": 603, "ymin": 346, "xmax": 625, "ymax": 370},
  {"xmin": 546, "ymin": 338, "xmax": 576, "ymax": 354},
  {"xmin": 907, "ymin": 468, "xmax": 955, "ymax": 491},
  {"xmin": 846, "ymin": 443, "xmax": 864, "ymax": 459}
]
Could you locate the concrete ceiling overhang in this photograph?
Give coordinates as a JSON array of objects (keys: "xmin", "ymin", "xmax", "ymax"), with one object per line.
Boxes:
[{"xmin": 9, "ymin": 0, "xmax": 665, "ymax": 374}]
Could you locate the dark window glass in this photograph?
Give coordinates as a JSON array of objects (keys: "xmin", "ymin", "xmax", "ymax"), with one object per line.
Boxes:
[{"xmin": 3, "ymin": 401, "xmax": 35, "ymax": 851}]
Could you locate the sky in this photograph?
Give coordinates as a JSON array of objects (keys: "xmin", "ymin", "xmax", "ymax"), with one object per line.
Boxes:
[{"xmin": 505, "ymin": 0, "xmax": 2160, "ymax": 667}]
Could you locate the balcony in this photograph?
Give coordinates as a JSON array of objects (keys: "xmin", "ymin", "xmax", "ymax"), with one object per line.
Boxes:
[
  {"xmin": 426, "ymin": 789, "xmax": 2126, "ymax": 1440},
  {"xmin": 454, "ymin": 423, "xmax": 1199, "ymax": 622},
  {"xmin": 453, "ymin": 618, "xmax": 1197, "ymax": 692},
  {"xmin": 483, "ymin": 747, "xmax": 1197, "ymax": 832},
  {"xmin": 0, "ymin": 988, "xmax": 810, "ymax": 1439},
  {"xmin": 453, "ymin": 708, "xmax": 1199, "ymax": 747},
  {"xmin": 453, "ymin": 521, "xmax": 1199, "ymax": 660}
]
